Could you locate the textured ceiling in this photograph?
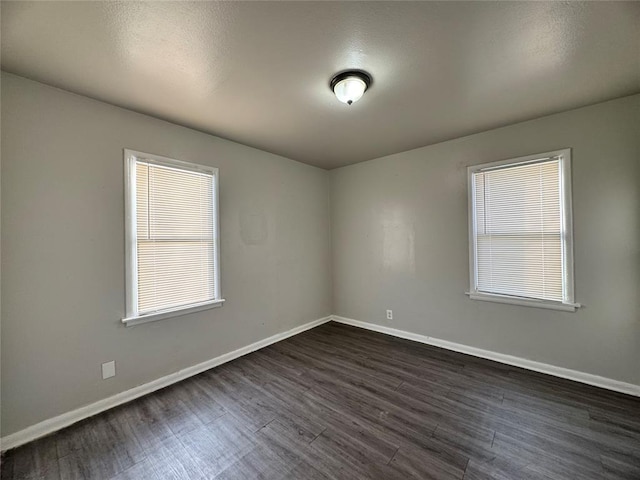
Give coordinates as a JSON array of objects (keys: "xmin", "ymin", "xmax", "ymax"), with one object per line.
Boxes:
[{"xmin": 2, "ymin": 1, "xmax": 639, "ymax": 169}]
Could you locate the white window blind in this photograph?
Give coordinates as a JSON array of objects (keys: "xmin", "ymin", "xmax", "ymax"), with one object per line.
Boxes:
[
  {"xmin": 123, "ymin": 150, "xmax": 222, "ymax": 326},
  {"xmin": 468, "ymin": 149, "xmax": 576, "ymax": 310}
]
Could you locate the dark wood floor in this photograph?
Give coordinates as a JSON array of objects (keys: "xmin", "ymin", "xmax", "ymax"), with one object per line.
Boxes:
[{"xmin": 2, "ymin": 322, "xmax": 639, "ymax": 480}]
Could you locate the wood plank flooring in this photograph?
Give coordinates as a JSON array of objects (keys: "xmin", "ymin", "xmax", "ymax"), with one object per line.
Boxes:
[{"xmin": 2, "ymin": 322, "xmax": 639, "ymax": 479}]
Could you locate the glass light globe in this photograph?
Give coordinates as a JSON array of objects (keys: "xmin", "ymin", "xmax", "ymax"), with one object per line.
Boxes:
[{"xmin": 333, "ymin": 76, "xmax": 367, "ymax": 105}]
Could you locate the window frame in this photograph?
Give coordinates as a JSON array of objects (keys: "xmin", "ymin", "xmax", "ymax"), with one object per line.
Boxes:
[
  {"xmin": 122, "ymin": 149, "xmax": 223, "ymax": 327},
  {"xmin": 467, "ymin": 148, "xmax": 579, "ymax": 312}
]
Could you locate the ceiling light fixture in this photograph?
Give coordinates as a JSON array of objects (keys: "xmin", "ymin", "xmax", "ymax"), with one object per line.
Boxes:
[{"xmin": 330, "ymin": 70, "xmax": 371, "ymax": 105}]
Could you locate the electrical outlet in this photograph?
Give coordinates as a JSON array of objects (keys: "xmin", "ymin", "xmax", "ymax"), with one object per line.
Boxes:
[
  {"xmin": 386, "ymin": 310, "xmax": 393, "ymax": 320},
  {"xmin": 102, "ymin": 361, "xmax": 116, "ymax": 379}
]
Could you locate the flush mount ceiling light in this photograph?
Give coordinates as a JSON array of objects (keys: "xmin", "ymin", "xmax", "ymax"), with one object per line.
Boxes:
[{"xmin": 330, "ymin": 70, "xmax": 371, "ymax": 105}]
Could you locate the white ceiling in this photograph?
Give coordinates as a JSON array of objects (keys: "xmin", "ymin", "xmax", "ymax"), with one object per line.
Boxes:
[{"xmin": 2, "ymin": 1, "xmax": 639, "ymax": 169}]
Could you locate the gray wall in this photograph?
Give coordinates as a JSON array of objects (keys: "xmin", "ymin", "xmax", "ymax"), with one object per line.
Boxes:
[
  {"xmin": 1, "ymin": 74, "xmax": 332, "ymax": 436},
  {"xmin": 331, "ymin": 94, "xmax": 640, "ymax": 386}
]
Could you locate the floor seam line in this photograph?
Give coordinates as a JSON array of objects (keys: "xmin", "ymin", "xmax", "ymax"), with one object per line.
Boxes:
[
  {"xmin": 309, "ymin": 427, "xmax": 327, "ymax": 445},
  {"xmin": 387, "ymin": 446, "xmax": 400, "ymax": 465}
]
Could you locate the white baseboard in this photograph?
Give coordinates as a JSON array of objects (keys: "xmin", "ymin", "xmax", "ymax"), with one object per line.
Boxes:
[
  {"xmin": 331, "ymin": 315, "xmax": 640, "ymax": 398},
  {"xmin": 4, "ymin": 313, "xmax": 638, "ymax": 452},
  {"xmin": 0, "ymin": 316, "xmax": 332, "ymax": 452}
]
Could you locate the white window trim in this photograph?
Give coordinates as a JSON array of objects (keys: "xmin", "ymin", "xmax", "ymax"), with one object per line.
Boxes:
[
  {"xmin": 466, "ymin": 148, "xmax": 580, "ymax": 312},
  {"xmin": 122, "ymin": 149, "xmax": 224, "ymax": 327}
]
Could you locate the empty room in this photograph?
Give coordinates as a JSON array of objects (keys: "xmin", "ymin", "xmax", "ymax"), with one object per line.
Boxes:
[{"xmin": 1, "ymin": 1, "xmax": 639, "ymax": 479}]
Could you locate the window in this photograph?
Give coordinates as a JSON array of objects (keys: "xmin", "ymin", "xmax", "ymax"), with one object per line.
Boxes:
[
  {"xmin": 123, "ymin": 150, "xmax": 223, "ymax": 326},
  {"xmin": 467, "ymin": 149, "xmax": 578, "ymax": 311}
]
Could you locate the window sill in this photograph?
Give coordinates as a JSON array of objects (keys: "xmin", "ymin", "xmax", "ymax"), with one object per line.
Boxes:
[
  {"xmin": 466, "ymin": 292, "xmax": 579, "ymax": 312},
  {"xmin": 122, "ymin": 299, "xmax": 225, "ymax": 327}
]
